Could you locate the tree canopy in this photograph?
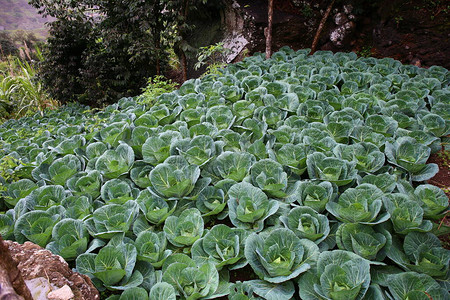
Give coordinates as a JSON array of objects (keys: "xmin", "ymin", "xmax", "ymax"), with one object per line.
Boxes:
[{"xmin": 30, "ymin": 0, "xmax": 210, "ymax": 106}]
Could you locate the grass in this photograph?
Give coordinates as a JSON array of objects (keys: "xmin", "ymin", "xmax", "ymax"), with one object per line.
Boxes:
[
  {"xmin": 437, "ymin": 150, "xmax": 450, "ymax": 168},
  {"xmin": 0, "ymin": 48, "xmax": 58, "ymax": 122}
]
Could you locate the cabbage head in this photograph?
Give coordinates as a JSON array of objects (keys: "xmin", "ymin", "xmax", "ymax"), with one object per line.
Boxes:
[
  {"xmin": 326, "ymin": 184, "xmax": 389, "ymax": 224},
  {"xmin": 227, "ymin": 182, "xmax": 279, "ymax": 232},
  {"xmin": 244, "ymin": 228, "xmax": 319, "ymax": 283},
  {"xmin": 306, "ymin": 152, "xmax": 357, "ymax": 186},
  {"xmin": 192, "ymin": 224, "xmax": 249, "ymax": 270},
  {"xmin": 298, "ymin": 250, "xmax": 371, "ymax": 300},
  {"xmin": 280, "ymin": 206, "xmax": 330, "ymax": 244},
  {"xmin": 149, "ymin": 155, "xmax": 200, "ymax": 199}
]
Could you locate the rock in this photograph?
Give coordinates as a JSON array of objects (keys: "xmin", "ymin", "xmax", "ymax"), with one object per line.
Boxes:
[
  {"xmin": 4, "ymin": 241, "xmax": 99, "ymax": 300},
  {"xmin": 334, "ymin": 12, "xmax": 348, "ymax": 25},
  {"xmin": 25, "ymin": 278, "xmax": 55, "ymax": 300},
  {"xmin": 47, "ymin": 285, "xmax": 74, "ymax": 300},
  {"xmin": 330, "ymin": 26, "xmax": 347, "ymax": 45},
  {"xmin": 343, "ymin": 4, "xmax": 353, "ymax": 15},
  {"xmin": 223, "ymin": 34, "xmax": 249, "ymax": 63},
  {"xmin": 344, "ymin": 21, "xmax": 355, "ymax": 30}
]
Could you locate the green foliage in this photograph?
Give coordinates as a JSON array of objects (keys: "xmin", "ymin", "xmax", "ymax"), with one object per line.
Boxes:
[
  {"xmin": 298, "ymin": 250, "xmax": 371, "ymax": 300},
  {"xmin": 0, "ymin": 32, "xmax": 18, "ymax": 56},
  {"xmin": 138, "ymin": 76, "xmax": 177, "ymax": 106},
  {"xmin": 29, "ymin": 0, "xmax": 215, "ymax": 107},
  {"xmin": 192, "ymin": 224, "xmax": 249, "ymax": 270},
  {"xmin": 0, "ymin": 54, "xmax": 57, "ymax": 121},
  {"xmin": 161, "ymin": 254, "xmax": 221, "ymax": 299},
  {"xmin": 245, "ymin": 228, "xmax": 318, "ymax": 283},
  {"xmin": 46, "ymin": 218, "xmax": 89, "ymax": 261},
  {"xmin": 0, "ymin": 49, "xmax": 449, "ymax": 299},
  {"xmin": 195, "ymin": 42, "xmax": 230, "ymax": 75}
]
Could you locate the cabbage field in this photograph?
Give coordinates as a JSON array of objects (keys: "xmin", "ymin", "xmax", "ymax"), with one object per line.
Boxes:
[{"xmin": 0, "ymin": 47, "xmax": 449, "ymax": 299}]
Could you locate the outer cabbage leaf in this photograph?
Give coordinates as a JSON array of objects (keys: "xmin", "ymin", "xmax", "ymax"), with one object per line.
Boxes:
[
  {"xmin": 297, "ymin": 180, "xmax": 337, "ymax": 213},
  {"xmin": 99, "ymin": 121, "xmax": 131, "ymax": 147},
  {"xmin": 142, "ymin": 131, "xmax": 182, "ymax": 165},
  {"xmin": 387, "ymin": 232, "xmax": 449, "ymax": 278},
  {"xmin": 66, "ymin": 170, "xmax": 103, "ymax": 199},
  {"xmin": 51, "ymin": 134, "xmax": 86, "ymax": 155},
  {"xmin": 84, "ymin": 200, "xmax": 139, "ymax": 239},
  {"xmin": 210, "ymin": 151, "xmax": 256, "ymax": 182},
  {"xmin": 0, "ymin": 210, "xmax": 15, "ymax": 240},
  {"xmin": 206, "ymin": 105, "xmax": 235, "ymax": 130},
  {"xmin": 273, "ymin": 143, "xmax": 307, "ymax": 176},
  {"xmin": 386, "ymin": 272, "xmax": 448, "ymax": 300},
  {"xmin": 14, "ymin": 210, "xmax": 61, "ymax": 247},
  {"xmin": 171, "ymin": 135, "xmax": 219, "ymax": 166},
  {"xmin": 3, "ymin": 178, "xmax": 37, "ymax": 207},
  {"xmin": 418, "ymin": 113, "xmax": 448, "ymax": 137},
  {"xmin": 358, "ymin": 173, "xmax": 397, "ymax": 194},
  {"xmin": 195, "ymin": 185, "xmax": 227, "ymax": 218},
  {"xmin": 129, "ymin": 162, "xmax": 153, "ymax": 188},
  {"xmin": 61, "ymin": 195, "xmax": 93, "ymax": 220},
  {"xmin": 76, "ymin": 242, "xmax": 144, "ymax": 291},
  {"xmin": 149, "ymin": 282, "xmax": 176, "ymax": 300},
  {"xmin": 101, "ymin": 178, "xmax": 139, "ymax": 204},
  {"xmin": 350, "ymin": 126, "xmax": 389, "ymax": 149},
  {"xmin": 246, "ymin": 280, "xmax": 295, "ymax": 300},
  {"xmin": 365, "ymin": 115, "xmax": 398, "ymax": 137},
  {"xmin": 414, "ymin": 184, "xmax": 449, "ymax": 219},
  {"xmin": 333, "ymin": 142, "xmax": 385, "ymax": 174},
  {"xmin": 297, "ymin": 100, "xmax": 334, "ymax": 123},
  {"xmin": 17, "ymin": 185, "xmax": 67, "ymax": 213}
]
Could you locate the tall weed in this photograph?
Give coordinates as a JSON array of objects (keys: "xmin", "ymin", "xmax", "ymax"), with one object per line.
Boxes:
[{"xmin": 0, "ymin": 47, "xmax": 58, "ymax": 121}]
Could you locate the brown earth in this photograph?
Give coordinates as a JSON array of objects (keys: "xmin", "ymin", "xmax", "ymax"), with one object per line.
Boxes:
[
  {"xmin": 428, "ymin": 149, "xmax": 450, "ymax": 249},
  {"xmin": 428, "ymin": 150, "xmax": 450, "ymax": 196},
  {"xmin": 234, "ymin": 0, "xmax": 450, "ymax": 69}
]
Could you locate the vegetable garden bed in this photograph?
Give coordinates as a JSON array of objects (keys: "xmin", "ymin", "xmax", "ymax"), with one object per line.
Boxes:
[{"xmin": 0, "ymin": 47, "xmax": 449, "ymax": 299}]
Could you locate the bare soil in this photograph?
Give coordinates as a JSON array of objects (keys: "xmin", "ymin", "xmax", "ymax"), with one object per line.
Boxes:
[{"xmin": 427, "ymin": 149, "xmax": 450, "ymax": 249}]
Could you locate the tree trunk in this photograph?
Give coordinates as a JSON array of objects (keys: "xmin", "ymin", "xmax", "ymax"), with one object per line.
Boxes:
[
  {"xmin": 154, "ymin": 1, "xmax": 162, "ymax": 76},
  {"xmin": 180, "ymin": 50, "xmax": 188, "ymax": 82},
  {"xmin": 311, "ymin": 0, "xmax": 335, "ymax": 54},
  {"xmin": 179, "ymin": 0, "xmax": 190, "ymax": 82},
  {"xmin": 265, "ymin": 0, "xmax": 274, "ymax": 59},
  {"xmin": 0, "ymin": 236, "xmax": 33, "ymax": 300}
]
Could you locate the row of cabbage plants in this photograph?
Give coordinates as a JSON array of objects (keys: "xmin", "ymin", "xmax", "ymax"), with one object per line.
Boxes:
[{"xmin": 0, "ymin": 47, "xmax": 449, "ymax": 299}]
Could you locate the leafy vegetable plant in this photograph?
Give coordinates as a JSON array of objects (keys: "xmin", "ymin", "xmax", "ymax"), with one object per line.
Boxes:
[{"xmin": 1, "ymin": 48, "xmax": 449, "ymax": 299}]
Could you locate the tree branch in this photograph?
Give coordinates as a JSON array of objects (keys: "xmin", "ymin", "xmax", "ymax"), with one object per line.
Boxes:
[
  {"xmin": 265, "ymin": 0, "xmax": 274, "ymax": 59},
  {"xmin": 311, "ymin": 0, "xmax": 335, "ymax": 54}
]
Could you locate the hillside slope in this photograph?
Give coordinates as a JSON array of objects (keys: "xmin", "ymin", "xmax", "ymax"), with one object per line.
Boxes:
[{"xmin": 0, "ymin": 0, "xmax": 52, "ymax": 38}]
